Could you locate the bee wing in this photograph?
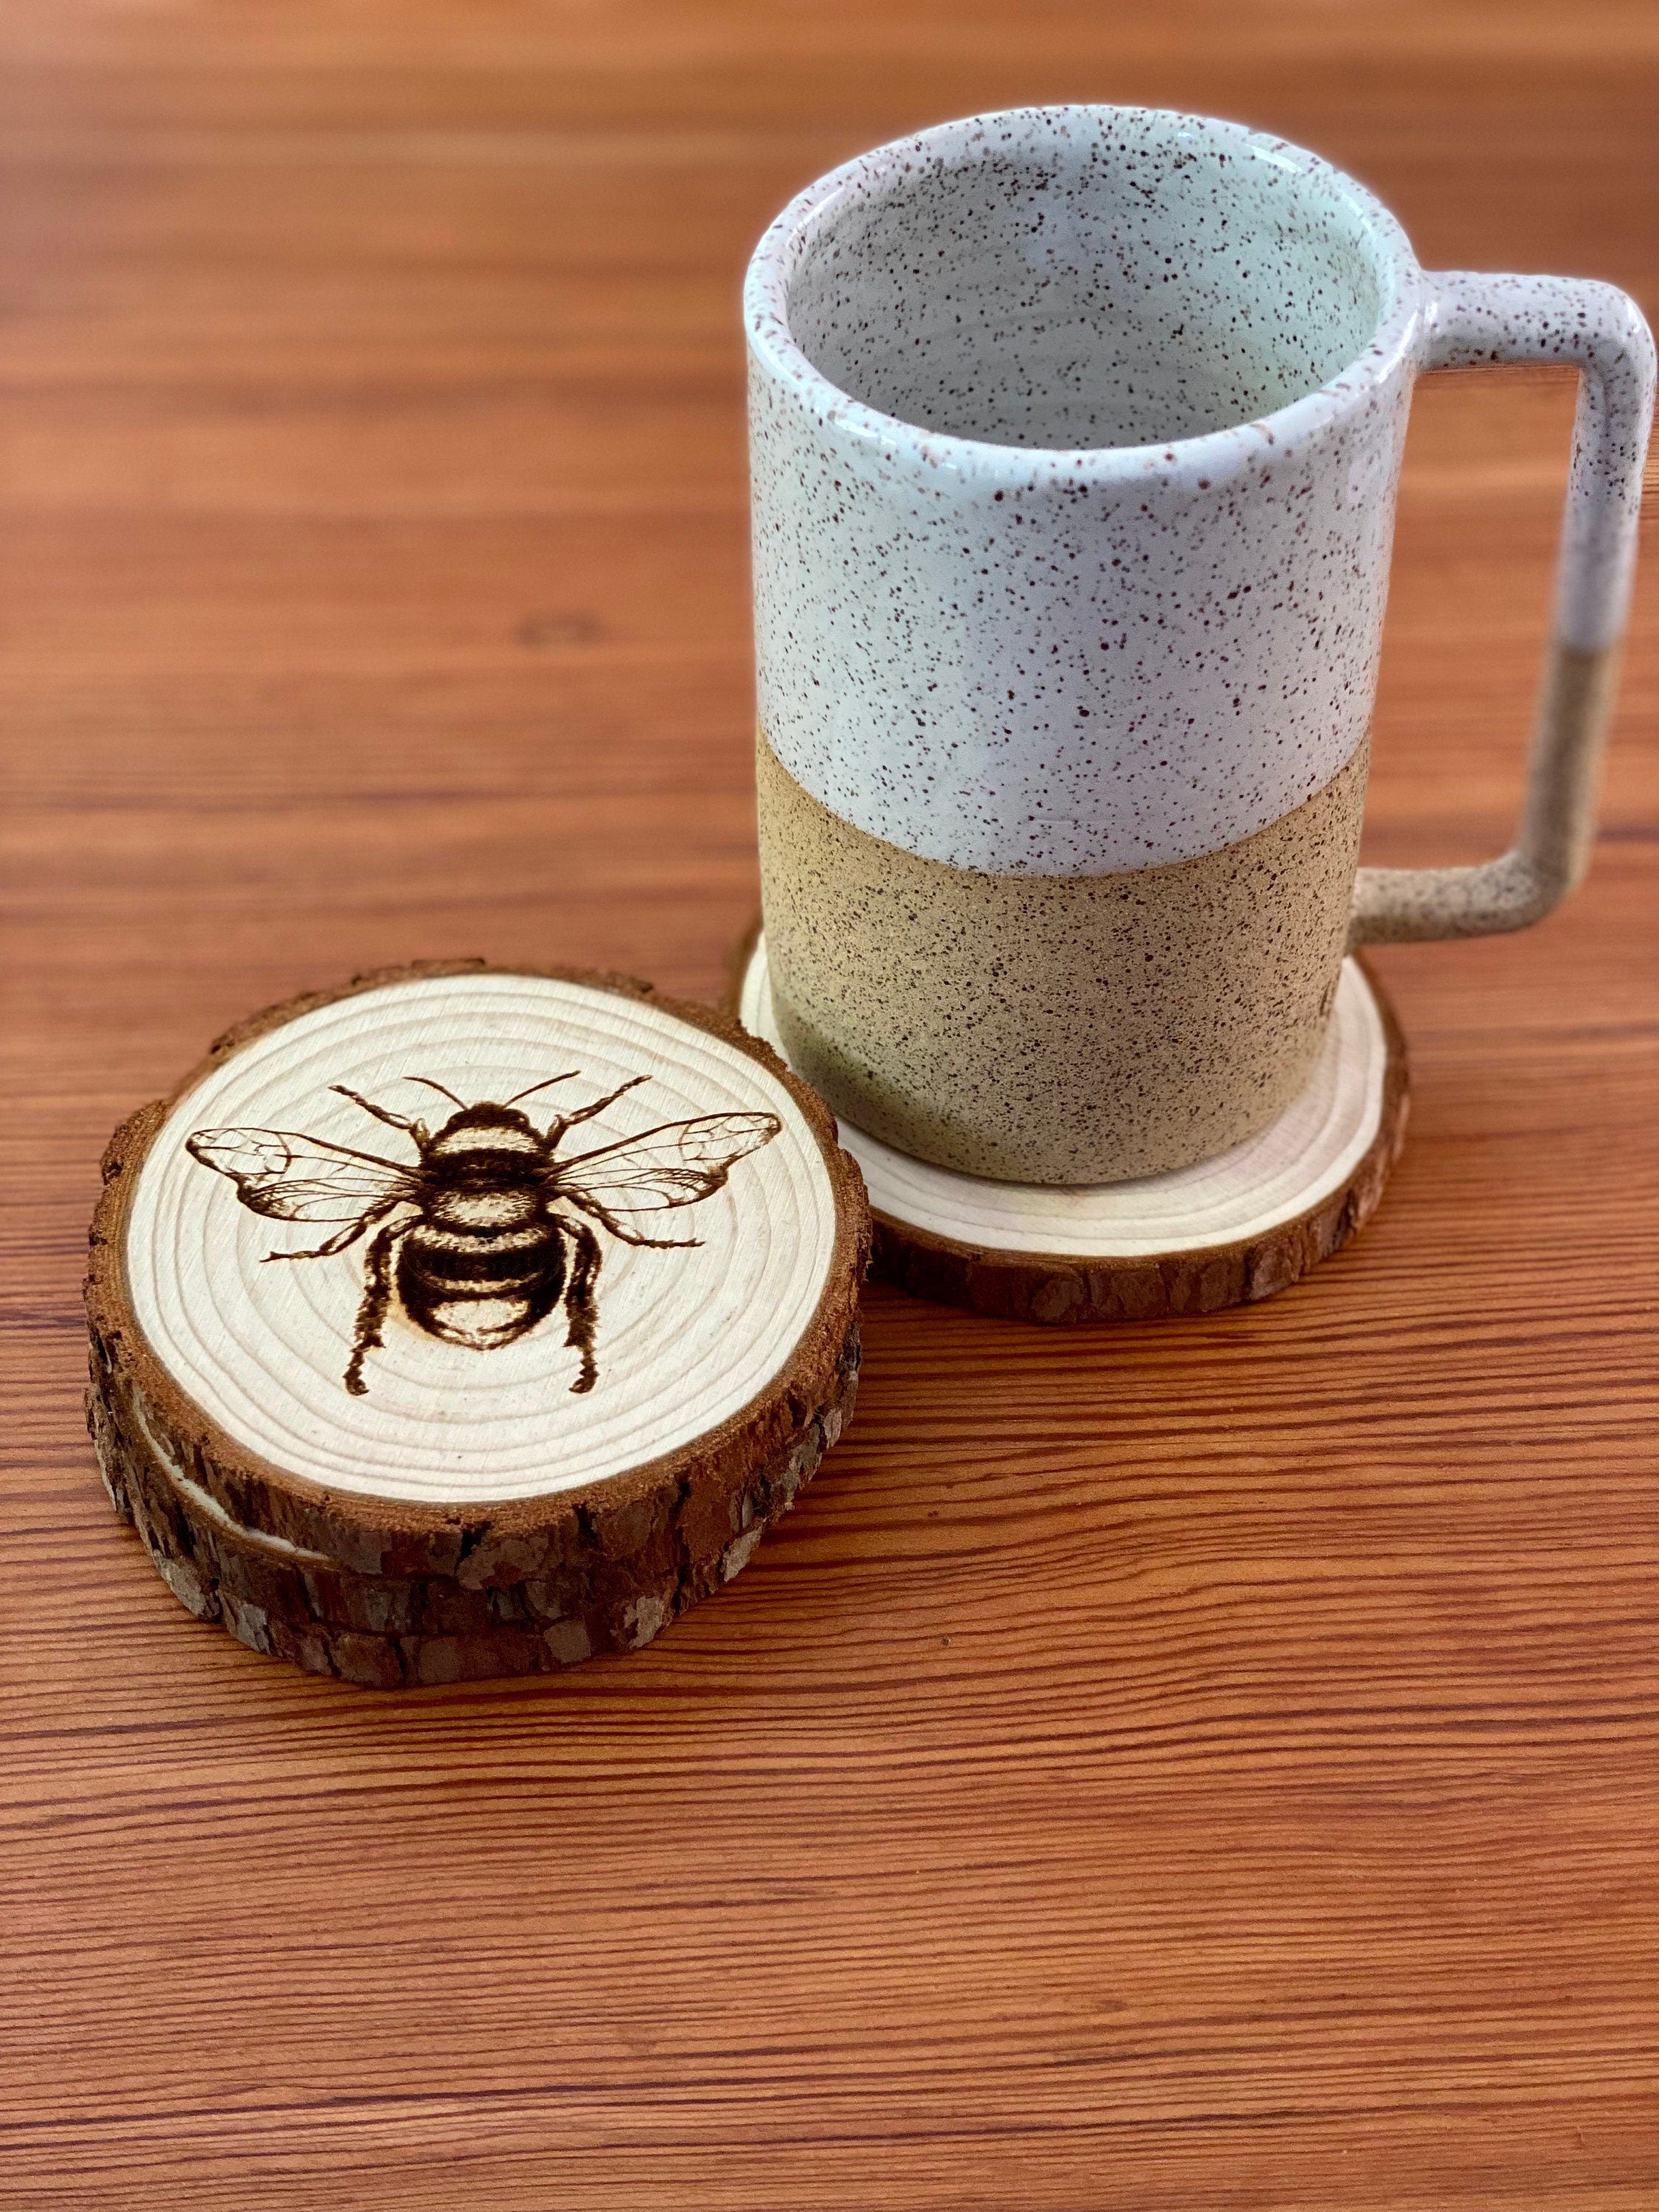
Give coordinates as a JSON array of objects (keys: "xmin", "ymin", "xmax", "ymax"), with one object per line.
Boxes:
[
  {"xmin": 550, "ymin": 1111, "xmax": 782, "ymax": 1214},
  {"xmin": 186, "ymin": 1127, "xmax": 420, "ymax": 1222}
]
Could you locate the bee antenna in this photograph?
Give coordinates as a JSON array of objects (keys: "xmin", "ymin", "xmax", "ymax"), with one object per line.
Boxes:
[
  {"xmin": 503, "ymin": 1070, "xmax": 582, "ymax": 1107},
  {"xmin": 404, "ymin": 1077, "xmax": 467, "ymax": 1109}
]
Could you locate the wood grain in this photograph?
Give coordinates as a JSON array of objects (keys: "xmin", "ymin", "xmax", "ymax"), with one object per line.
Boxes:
[{"xmin": 3, "ymin": 4, "xmax": 1657, "ymax": 2206}]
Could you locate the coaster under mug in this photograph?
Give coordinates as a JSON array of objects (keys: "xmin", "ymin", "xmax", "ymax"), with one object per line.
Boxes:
[{"xmin": 731, "ymin": 928, "xmax": 1408, "ymax": 1324}]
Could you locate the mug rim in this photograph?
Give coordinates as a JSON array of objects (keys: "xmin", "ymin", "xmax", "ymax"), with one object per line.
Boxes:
[{"xmin": 745, "ymin": 105, "xmax": 1427, "ymax": 489}]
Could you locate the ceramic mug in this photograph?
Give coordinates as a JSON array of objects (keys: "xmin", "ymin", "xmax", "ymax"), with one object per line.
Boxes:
[{"xmin": 744, "ymin": 106, "xmax": 1654, "ymax": 1186}]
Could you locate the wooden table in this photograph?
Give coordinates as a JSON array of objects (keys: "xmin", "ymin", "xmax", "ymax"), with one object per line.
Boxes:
[{"xmin": 4, "ymin": 6, "xmax": 1656, "ymax": 2205}]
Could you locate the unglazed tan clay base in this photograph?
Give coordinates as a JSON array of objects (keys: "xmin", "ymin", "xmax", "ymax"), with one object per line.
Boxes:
[
  {"xmin": 731, "ymin": 928, "xmax": 1408, "ymax": 1324},
  {"xmin": 757, "ymin": 730, "xmax": 1368, "ymax": 1185},
  {"xmin": 87, "ymin": 961, "xmax": 870, "ymax": 1684}
]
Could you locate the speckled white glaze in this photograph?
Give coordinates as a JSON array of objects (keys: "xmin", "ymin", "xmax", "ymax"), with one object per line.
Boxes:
[
  {"xmin": 745, "ymin": 107, "xmax": 1653, "ymax": 877},
  {"xmin": 1424, "ymin": 271, "xmax": 1652, "ymax": 653}
]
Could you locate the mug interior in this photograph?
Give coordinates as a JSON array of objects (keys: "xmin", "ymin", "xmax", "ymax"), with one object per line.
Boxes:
[{"xmin": 784, "ymin": 113, "xmax": 1390, "ymax": 450}]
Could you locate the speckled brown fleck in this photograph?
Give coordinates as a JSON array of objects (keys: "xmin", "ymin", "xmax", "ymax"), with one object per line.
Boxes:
[{"xmin": 758, "ymin": 729, "xmax": 1369, "ymax": 1184}]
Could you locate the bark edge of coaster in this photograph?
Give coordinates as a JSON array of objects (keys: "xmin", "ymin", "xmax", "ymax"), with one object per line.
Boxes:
[
  {"xmin": 86, "ymin": 958, "xmax": 871, "ymax": 1683},
  {"xmin": 91, "ymin": 1321, "xmax": 861, "ymax": 1690},
  {"xmin": 727, "ymin": 924, "xmax": 1408, "ymax": 1325}
]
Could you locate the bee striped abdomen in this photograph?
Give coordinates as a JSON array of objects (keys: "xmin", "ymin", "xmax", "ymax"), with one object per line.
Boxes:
[
  {"xmin": 397, "ymin": 1122, "xmax": 565, "ymax": 1351},
  {"xmin": 398, "ymin": 1217, "xmax": 564, "ymax": 1349}
]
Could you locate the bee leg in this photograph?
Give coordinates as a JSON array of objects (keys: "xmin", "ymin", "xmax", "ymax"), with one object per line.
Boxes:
[
  {"xmin": 265, "ymin": 1212, "xmax": 383, "ymax": 1264},
  {"xmin": 572, "ymin": 1197, "xmax": 701, "ymax": 1252},
  {"xmin": 584, "ymin": 1208, "xmax": 703, "ymax": 1252},
  {"xmin": 331, "ymin": 1085, "xmax": 427, "ymax": 1143},
  {"xmin": 559, "ymin": 1219, "xmax": 604, "ymax": 1396},
  {"xmin": 544, "ymin": 1074, "xmax": 650, "ymax": 1145},
  {"xmin": 344, "ymin": 1220, "xmax": 406, "ymax": 1397}
]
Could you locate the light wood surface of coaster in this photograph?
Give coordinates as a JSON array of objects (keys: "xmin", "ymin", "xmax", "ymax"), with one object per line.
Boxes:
[
  {"xmin": 87, "ymin": 960, "xmax": 869, "ymax": 1682},
  {"xmin": 732, "ymin": 928, "xmax": 1407, "ymax": 1323}
]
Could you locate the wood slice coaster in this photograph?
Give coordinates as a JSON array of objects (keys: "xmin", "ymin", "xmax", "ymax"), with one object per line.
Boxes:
[
  {"xmin": 729, "ymin": 928, "xmax": 1408, "ymax": 1325},
  {"xmin": 86, "ymin": 960, "xmax": 869, "ymax": 1686}
]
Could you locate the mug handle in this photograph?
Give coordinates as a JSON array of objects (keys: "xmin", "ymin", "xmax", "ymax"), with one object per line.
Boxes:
[{"xmin": 1349, "ymin": 271, "xmax": 1655, "ymax": 945}]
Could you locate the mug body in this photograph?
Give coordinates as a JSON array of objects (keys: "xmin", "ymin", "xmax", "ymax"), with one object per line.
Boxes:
[{"xmin": 747, "ymin": 107, "xmax": 1429, "ymax": 1183}]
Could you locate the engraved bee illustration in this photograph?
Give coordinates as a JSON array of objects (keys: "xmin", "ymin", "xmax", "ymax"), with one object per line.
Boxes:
[{"xmin": 186, "ymin": 1073, "xmax": 782, "ymax": 1397}]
